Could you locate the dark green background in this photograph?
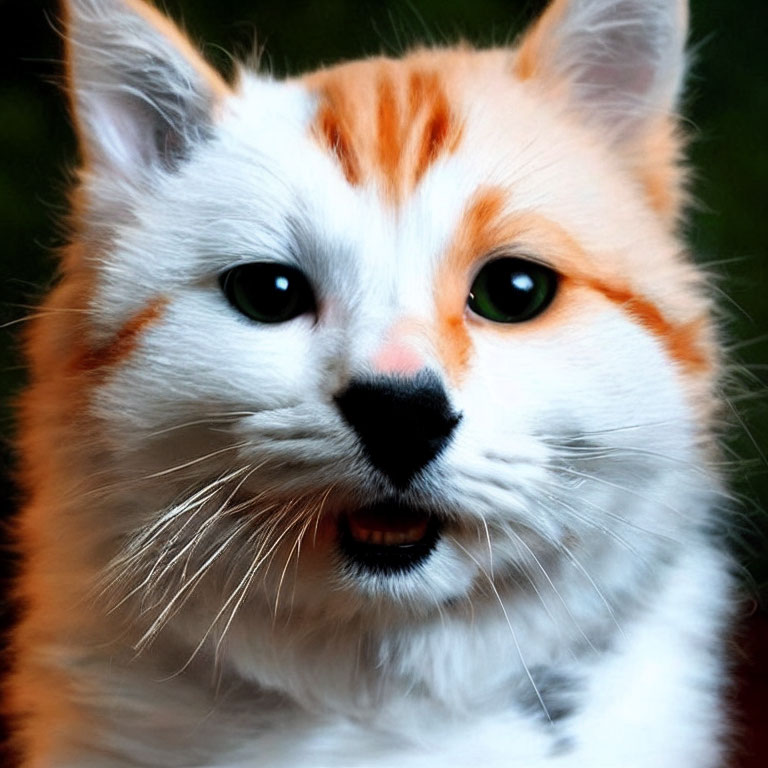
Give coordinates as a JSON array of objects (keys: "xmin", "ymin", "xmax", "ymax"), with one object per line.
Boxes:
[{"xmin": 1, "ymin": 0, "xmax": 766, "ymax": 597}]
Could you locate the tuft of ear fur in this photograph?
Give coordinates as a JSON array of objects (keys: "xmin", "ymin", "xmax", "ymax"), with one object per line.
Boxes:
[
  {"xmin": 514, "ymin": 0, "xmax": 689, "ymax": 222},
  {"xmin": 514, "ymin": 0, "xmax": 688, "ymax": 139},
  {"xmin": 63, "ymin": 0, "xmax": 229, "ymax": 180}
]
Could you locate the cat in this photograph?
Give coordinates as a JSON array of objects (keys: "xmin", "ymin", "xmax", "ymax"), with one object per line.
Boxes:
[{"xmin": 4, "ymin": 0, "xmax": 733, "ymax": 765}]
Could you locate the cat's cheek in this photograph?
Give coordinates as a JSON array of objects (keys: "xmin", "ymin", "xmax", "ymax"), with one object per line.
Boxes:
[{"xmin": 90, "ymin": 308, "xmax": 314, "ymax": 423}]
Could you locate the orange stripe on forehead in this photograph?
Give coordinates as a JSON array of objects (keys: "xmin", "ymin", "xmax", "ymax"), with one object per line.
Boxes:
[
  {"xmin": 376, "ymin": 74, "xmax": 401, "ymax": 196},
  {"xmin": 307, "ymin": 61, "xmax": 463, "ymax": 203},
  {"xmin": 316, "ymin": 103, "xmax": 360, "ymax": 186},
  {"xmin": 72, "ymin": 297, "xmax": 168, "ymax": 374},
  {"xmin": 313, "ymin": 83, "xmax": 361, "ymax": 187},
  {"xmin": 411, "ymin": 70, "xmax": 462, "ymax": 187},
  {"xmin": 437, "ymin": 186, "xmax": 710, "ymax": 377}
]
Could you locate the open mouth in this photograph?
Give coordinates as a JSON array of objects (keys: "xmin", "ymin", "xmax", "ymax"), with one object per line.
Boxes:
[{"xmin": 339, "ymin": 500, "xmax": 441, "ymax": 574}]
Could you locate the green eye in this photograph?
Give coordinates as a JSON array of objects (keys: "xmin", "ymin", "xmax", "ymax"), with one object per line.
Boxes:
[
  {"xmin": 220, "ymin": 263, "xmax": 316, "ymax": 324},
  {"xmin": 467, "ymin": 257, "xmax": 558, "ymax": 323}
]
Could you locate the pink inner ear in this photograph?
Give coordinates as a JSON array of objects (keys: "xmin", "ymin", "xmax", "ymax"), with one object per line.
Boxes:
[
  {"xmin": 585, "ymin": 61, "xmax": 657, "ymax": 102},
  {"xmin": 372, "ymin": 341, "xmax": 425, "ymax": 376}
]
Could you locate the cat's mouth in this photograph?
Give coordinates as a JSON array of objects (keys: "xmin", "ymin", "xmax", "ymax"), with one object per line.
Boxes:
[{"xmin": 338, "ymin": 501, "xmax": 440, "ymax": 574}]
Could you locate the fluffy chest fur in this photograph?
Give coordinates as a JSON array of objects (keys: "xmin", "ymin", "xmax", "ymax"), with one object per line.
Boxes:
[{"xmin": 6, "ymin": 1, "xmax": 732, "ymax": 766}]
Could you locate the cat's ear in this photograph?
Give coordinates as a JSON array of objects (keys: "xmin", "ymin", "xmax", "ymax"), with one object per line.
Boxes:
[
  {"xmin": 514, "ymin": 0, "xmax": 687, "ymax": 141},
  {"xmin": 63, "ymin": 0, "xmax": 230, "ymax": 180},
  {"xmin": 513, "ymin": 0, "xmax": 689, "ymax": 220}
]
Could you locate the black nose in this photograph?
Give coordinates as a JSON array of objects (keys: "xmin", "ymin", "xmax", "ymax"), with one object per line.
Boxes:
[{"xmin": 335, "ymin": 372, "xmax": 461, "ymax": 488}]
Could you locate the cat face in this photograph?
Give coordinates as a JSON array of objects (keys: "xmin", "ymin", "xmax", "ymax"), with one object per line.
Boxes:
[{"xmin": 47, "ymin": 0, "xmax": 717, "ymax": 653}]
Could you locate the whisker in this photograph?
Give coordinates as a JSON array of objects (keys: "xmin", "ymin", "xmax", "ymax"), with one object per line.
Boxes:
[
  {"xmin": 145, "ymin": 413, "xmax": 258, "ymax": 438},
  {"xmin": 94, "ymin": 471, "xmax": 245, "ymax": 607},
  {"xmin": 498, "ymin": 526, "xmax": 596, "ymax": 652},
  {"xmin": 134, "ymin": 517, "xmax": 258, "ymax": 651},
  {"xmin": 725, "ymin": 396, "xmax": 768, "ymax": 469},
  {"xmin": 272, "ymin": 510, "xmax": 316, "ymax": 622},
  {"xmin": 551, "ymin": 466, "xmax": 689, "ymax": 532},
  {"xmin": 478, "ymin": 512, "xmax": 494, "ymax": 575},
  {"xmin": 178, "ymin": 464, "xmax": 264, "ymax": 583},
  {"xmin": 554, "ymin": 538, "xmax": 624, "ymax": 636},
  {"xmin": 536, "ymin": 487, "xmax": 651, "ymax": 561},
  {"xmin": 548, "ymin": 444, "xmax": 724, "ymax": 473},
  {"xmin": 450, "ymin": 536, "xmax": 552, "ymax": 723},
  {"xmin": 143, "ymin": 442, "xmax": 251, "ymax": 479},
  {"xmin": 211, "ymin": 510, "xmax": 305, "ymax": 664},
  {"xmin": 154, "ymin": 519, "xmax": 257, "ymax": 679}
]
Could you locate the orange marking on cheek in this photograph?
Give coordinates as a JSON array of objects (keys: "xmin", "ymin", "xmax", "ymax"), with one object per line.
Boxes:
[
  {"xmin": 437, "ymin": 185, "xmax": 709, "ymax": 378},
  {"xmin": 666, "ymin": 321, "xmax": 710, "ymax": 373},
  {"xmin": 579, "ymin": 278, "xmax": 710, "ymax": 373},
  {"xmin": 73, "ymin": 298, "xmax": 168, "ymax": 373}
]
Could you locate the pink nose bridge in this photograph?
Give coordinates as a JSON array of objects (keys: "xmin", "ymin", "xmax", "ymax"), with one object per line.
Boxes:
[{"xmin": 370, "ymin": 320, "xmax": 429, "ymax": 376}]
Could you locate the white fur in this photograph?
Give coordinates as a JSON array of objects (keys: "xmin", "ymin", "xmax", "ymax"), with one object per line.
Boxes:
[{"xmin": 9, "ymin": 1, "xmax": 732, "ymax": 766}]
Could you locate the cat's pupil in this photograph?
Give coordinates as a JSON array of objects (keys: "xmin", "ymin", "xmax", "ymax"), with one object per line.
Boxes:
[
  {"xmin": 220, "ymin": 263, "xmax": 315, "ymax": 323},
  {"xmin": 467, "ymin": 257, "xmax": 558, "ymax": 323}
]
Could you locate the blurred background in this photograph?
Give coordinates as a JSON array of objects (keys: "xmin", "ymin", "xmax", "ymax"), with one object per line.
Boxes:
[{"xmin": 0, "ymin": 0, "xmax": 766, "ymax": 761}]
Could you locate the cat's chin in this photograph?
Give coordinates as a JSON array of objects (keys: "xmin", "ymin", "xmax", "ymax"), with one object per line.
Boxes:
[{"xmin": 338, "ymin": 501, "xmax": 442, "ymax": 575}]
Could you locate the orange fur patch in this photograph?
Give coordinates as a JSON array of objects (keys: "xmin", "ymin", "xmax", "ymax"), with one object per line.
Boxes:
[
  {"xmin": 513, "ymin": 0, "xmax": 571, "ymax": 82},
  {"xmin": 409, "ymin": 70, "xmax": 460, "ymax": 186},
  {"xmin": 437, "ymin": 186, "xmax": 710, "ymax": 377},
  {"xmin": 313, "ymin": 83, "xmax": 361, "ymax": 186},
  {"xmin": 636, "ymin": 120, "xmax": 687, "ymax": 223},
  {"xmin": 307, "ymin": 61, "xmax": 463, "ymax": 203},
  {"xmin": 580, "ymin": 278, "xmax": 708, "ymax": 372},
  {"xmin": 434, "ymin": 188, "xmax": 508, "ymax": 382},
  {"xmin": 72, "ymin": 298, "xmax": 168, "ymax": 374},
  {"xmin": 376, "ymin": 74, "xmax": 401, "ymax": 198}
]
